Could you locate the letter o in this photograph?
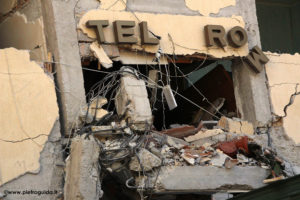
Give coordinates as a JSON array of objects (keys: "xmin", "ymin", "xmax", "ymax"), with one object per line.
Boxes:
[{"xmin": 227, "ymin": 26, "xmax": 248, "ymax": 48}]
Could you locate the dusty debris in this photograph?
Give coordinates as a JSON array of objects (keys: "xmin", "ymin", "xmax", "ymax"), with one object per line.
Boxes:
[
  {"xmin": 218, "ymin": 116, "xmax": 254, "ymax": 135},
  {"xmin": 129, "ymin": 148, "xmax": 162, "ymax": 172},
  {"xmin": 184, "ymin": 128, "xmax": 223, "ymax": 142},
  {"xmin": 211, "ymin": 149, "xmax": 230, "ymax": 167},
  {"xmin": 72, "ymin": 66, "xmax": 295, "ymax": 198}
]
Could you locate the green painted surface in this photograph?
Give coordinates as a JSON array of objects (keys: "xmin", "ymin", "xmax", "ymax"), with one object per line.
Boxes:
[
  {"xmin": 256, "ymin": 0, "xmax": 300, "ymax": 54},
  {"xmin": 230, "ymin": 175, "xmax": 300, "ymax": 200}
]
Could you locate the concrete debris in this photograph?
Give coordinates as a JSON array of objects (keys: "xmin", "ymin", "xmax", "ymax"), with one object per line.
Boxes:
[
  {"xmin": 115, "ymin": 68, "xmax": 152, "ymax": 131},
  {"xmin": 80, "ymin": 97, "xmax": 108, "ymax": 123},
  {"xmin": 211, "ymin": 149, "xmax": 230, "ymax": 167},
  {"xmin": 166, "ymin": 136, "xmax": 186, "ymax": 149},
  {"xmin": 64, "ymin": 134, "xmax": 102, "ymax": 200},
  {"xmin": 218, "ymin": 116, "xmax": 254, "ymax": 135},
  {"xmin": 129, "ymin": 148, "xmax": 162, "ymax": 171},
  {"xmin": 184, "ymin": 128, "xmax": 224, "ymax": 142},
  {"xmin": 71, "ymin": 67, "xmax": 296, "ymax": 197}
]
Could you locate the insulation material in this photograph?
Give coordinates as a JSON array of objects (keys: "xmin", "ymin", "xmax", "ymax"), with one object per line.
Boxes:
[
  {"xmin": 100, "ymin": 0, "xmax": 127, "ymax": 11},
  {"xmin": 265, "ymin": 52, "xmax": 300, "ymax": 144},
  {"xmin": 90, "ymin": 42, "xmax": 113, "ymax": 68},
  {"xmin": 0, "ymin": 12, "xmax": 47, "ymax": 61},
  {"xmin": 78, "ymin": 10, "xmax": 248, "ymax": 58},
  {"xmin": 185, "ymin": 0, "xmax": 236, "ymax": 16},
  {"xmin": 0, "ymin": 48, "xmax": 59, "ymax": 186}
]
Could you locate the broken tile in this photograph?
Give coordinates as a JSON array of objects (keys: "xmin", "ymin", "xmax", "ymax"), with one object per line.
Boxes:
[{"xmin": 129, "ymin": 148, "xmax": 162, "ymax": 172}]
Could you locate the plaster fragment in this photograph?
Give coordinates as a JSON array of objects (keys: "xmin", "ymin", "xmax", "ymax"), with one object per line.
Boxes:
[
  {"xmin": 90, "ymin": 42, "xmax": 113, "ymax": 68},
  {"xmin": 185, "ymin": 0, "xmax": 236, "ymax": 16},
  {"xmin": 0, "ymin": 48, "xmax": 58, "ymax": 186}
]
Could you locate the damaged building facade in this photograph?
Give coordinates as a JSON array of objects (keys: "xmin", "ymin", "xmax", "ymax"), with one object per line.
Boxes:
[{"xmin": 0, "ymin": 0, "xmax": 300, "ymax": 199}]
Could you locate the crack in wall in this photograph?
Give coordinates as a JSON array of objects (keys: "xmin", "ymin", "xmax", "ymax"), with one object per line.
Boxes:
[{"xmin": 281, "ymin": 84, "xmax": 300, "ymax": 118}]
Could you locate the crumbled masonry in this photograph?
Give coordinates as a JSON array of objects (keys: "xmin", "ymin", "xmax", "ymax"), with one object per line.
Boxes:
[{"xmin": 66, "ymin": 66, "xmax": 300, "ymax": 199}]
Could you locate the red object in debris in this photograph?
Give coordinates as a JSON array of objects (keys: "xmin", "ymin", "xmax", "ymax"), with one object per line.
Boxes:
[
  {"xmin": 160, "ymin": 122, "xmax": 204, "ymax": 139},
  {"xmin": 235, "ymin": 136, "xmax": 249, "ymax": 154},
  {"xmin": 217, "ymin": 136, "xmax": 249, "ymax": 158}
]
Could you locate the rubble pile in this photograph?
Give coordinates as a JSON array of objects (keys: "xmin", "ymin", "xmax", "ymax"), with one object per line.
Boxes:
[{"xmin": 76, "ymin": 67, "xmax": 291, "ymax": 196}]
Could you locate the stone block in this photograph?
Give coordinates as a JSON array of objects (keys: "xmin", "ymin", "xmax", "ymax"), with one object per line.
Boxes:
[{"xmin": 218, "ymin": 117, "xmax": 254, "ymax": 135}]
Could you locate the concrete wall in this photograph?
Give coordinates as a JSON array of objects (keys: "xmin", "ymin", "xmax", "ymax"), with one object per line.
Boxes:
[
  {"xmin": 213, "ymin": 0, "xmax": 272, "ymax": 126},
  {"xmin": 265, "ymin": 52, "xmax": 300, "ymax": 145},
  {"xmin": 41, "ymin": 0, "xmax": 87, "ymax": 135}
]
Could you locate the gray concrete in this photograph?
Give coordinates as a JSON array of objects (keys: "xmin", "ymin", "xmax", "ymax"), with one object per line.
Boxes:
[
  {"xmin": 41, "ymin": 0, "xmax": 86, "ymax": 135},
  {"xmin": 156, "ymin": 166, "xmax": 268, "ymax": 192},
  {"xmin": 64, "ymin": 134, "xmax": 102, "ymax": 200},
  {"xmin": 212, "ymin": 0, "xmax": 272, "ymax": 126},
  {"xmin": 127, "ymin": 0, "xmax": 199, "ymax": 15},
  {"xmin": 0, "ymin": 120, "xmax": 64, "ymax": 200},
  {"xmin": 270, "ymin": 126, "xmax": 300, "ymax": 167}
]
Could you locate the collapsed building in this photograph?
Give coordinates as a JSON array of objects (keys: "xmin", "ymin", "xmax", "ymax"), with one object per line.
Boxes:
[{"xmin": 0, "ymin": 0, "xmax": 300, "ymax": 200}]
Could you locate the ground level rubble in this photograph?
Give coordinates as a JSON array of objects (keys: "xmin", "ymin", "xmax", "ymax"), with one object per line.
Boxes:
[{"xmin": 64, "ymin": 67, "xmax": 300, "ymax": 200}]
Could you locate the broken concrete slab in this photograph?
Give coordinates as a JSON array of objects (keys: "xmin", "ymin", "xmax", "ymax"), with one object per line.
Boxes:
[
  {"xmin": 185, "ymin": 129, "xmax": 224, "ymax": 142},
  {"xmin": 218, "ymin": 116, "xmax": 254, "ymax": 135},
  {"xmin": 155, "ymin": 166, "xmax": 268, "ymax": 192},
  {"xmin": 64, "ymin": 134, "xmax": 102, "ymax": 200},
  {"xmin": 0, "ymin": 48, "xmax": 58, "ymax": 186},
  {"xmin": 115, "ymin": 69, "xmax": 152, "ymax": 130},
  {"xmin": 129, "ymin": 148, "xmax": 162, "ymax": 172}
]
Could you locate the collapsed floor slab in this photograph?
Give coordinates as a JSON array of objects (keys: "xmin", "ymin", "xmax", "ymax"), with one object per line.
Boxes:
[{"xmin": 153, "ymin": 166, "xmax": 268, "ymax": 193}]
